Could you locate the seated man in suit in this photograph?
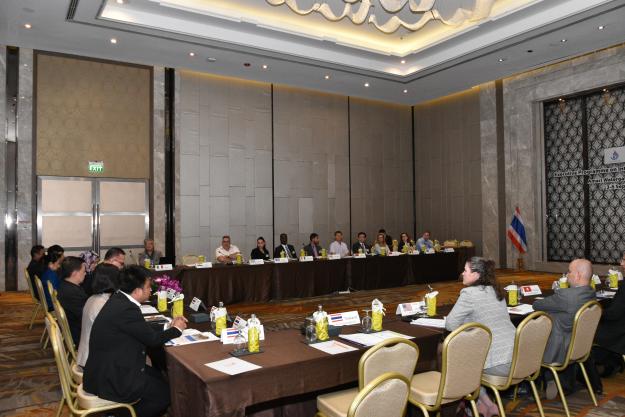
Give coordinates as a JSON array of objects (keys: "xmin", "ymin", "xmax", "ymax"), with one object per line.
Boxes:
[
  {"xmin": 274, "ymin": 233, "xmax": 296, "ymax": 259},
  {"xmin": 352, "ymin": 232, "xmax": 370, "ymax": 254},
  {"xmin": 416, "ymin": 231, "xmax": 434, "ymax": 250},
  {"xmin": 329, "ymin": 230, "xmax": 350, "ymax": 258},
  {"xmin": 304, "ymin": 233, "xmax": 323, "ymax": 258},
  {"xmin": 27, "ymin": 245, "xmax": 46, "ymax": 299},
  {"xmin": 138, "ymin": 239, "xmax": 163, "ymax": 267},
  {"xmin": 57, "ymin": 256, "xmax": 88, "ymax": 346},
  {"xmin": 534, "ymin": 258, "xmax": 595, "ymax": 398},
  {"xmin": 84, "ymin": 266, "xmax": 187, "ymax": 417}
]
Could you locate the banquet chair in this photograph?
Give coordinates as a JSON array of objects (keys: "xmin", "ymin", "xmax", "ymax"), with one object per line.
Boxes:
[
  {"xmin": 481, "ymin": 312, "xmax": 552, "ymax": 417},
  {"xmin": 409, "ymin": 323, "xmax": 492, "ymax": 417},
  {"xmin": 318, "ymin": 372, "xmax": 410, "ymax": 417},
  {"xmin": 46, "ymin": 314, "xmax": 137, "ymax": 417},
  {"xmin": 316, "ymin": 338, "xmax": 419, "ymax": 417},
  {"xmin": 34, "ymin": 275, "xmax": 50, "ymax": 349},
  {"xmin": 23, "ymin": 268, "xmax": 42, "ymax": 329},
  {"xmin": 181, "ymin": 254, "xmax": 199, "ymax": 266},
  {"xmin": 541, "ymin": 300, "xmax": 602, "ymax": 417},
  {"xmin": 49, "ymin": 288, "xmax": 83, "ymax": 384}
]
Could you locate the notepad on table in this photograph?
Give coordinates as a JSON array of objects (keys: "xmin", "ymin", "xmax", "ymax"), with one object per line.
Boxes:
[
  {"xmin": 140, "ymin": 305, "xmax": 159, "ymax": 315},
  {"xmin": 507, "ymin": 304, "xmax": 534, "ymax": 315},
  {"xmin": 339, "ymin": 330, "xmax": 412, "ymax": 347},
  {"xmin": 205, "ymin": 357, "xmax": 261, "ymax": 375},
  {"xmin": 166, "ymin": 329, "xmax": 219, "ymax": 346},
  {"xmin": 411, "ymin": 318, "xmax": 446, "ymax": 328},
  {"xmin": 309, "ymin": 340, "xmax": 358, "ymax": 355}
]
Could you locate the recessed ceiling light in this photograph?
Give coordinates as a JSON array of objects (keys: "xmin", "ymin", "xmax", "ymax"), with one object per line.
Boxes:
[
  {"xmin": 188, "ymin": 52, "xmax": 195, "ymax": 57},
  {"xmin": 558, "ymin": 98, "xmax": 565, "ymax": 102},
  {"xmin": 324, "ymin": 74, "xmax": 330, "ymax": 80},
  {"xmin": 23, "ymin": 23, "xmax": 32, "ymax": 29},
  {"xmin": 403, "ymin": 89, "xmax": 408, "ymax": 94},
  {"xmin": 110, "ymin": 38, "xmax": 117, "ymax": 44},
  {"xmin": 498, "ymin": 58, "xmax": 505, "ymax": 62},
  {"xmin": 598, "ymin": 25, "xmax": 605, "ymax": 30},
  {"xmin": 207, "ymin": 57, "xmax": 217, "ymax": 62},
  {"xmin": 364, "ymin": 82, "xmax": 370, "ymax": 87},
  {"xmin": 602, "ymin": 88, "xmax": 608, "ymax": 92},
  {"xmin": 400, "ymin": 59, "xmax": 406, "ymax": 64},
  {"xmin": 560, "ymin": 38, "xmax": 567, "ymax": 43},
  {"xmin": 116, "ymin": 0, "xmax": 125, "ymax": 4},
  {"xmin": 262, "ymin": 64, "xmax": 268, "ymax": 69}
]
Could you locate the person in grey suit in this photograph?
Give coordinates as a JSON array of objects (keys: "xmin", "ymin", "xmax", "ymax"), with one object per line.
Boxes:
[
  {"xmin": 303, "ymin": 233, "xmax": 323, "ymax": 258},
  {"xmin": 534, "ymin": 258, "xmax": 595, "ymax": 398},
  {"xmin": 447, "ymin": 257, "xmax": 516, "ymax": 417}
]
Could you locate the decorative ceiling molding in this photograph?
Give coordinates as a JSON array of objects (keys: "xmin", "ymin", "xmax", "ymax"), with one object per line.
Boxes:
[{"xmin": 265, "ymin": 0, "xmax": 496, "ymax": 34}]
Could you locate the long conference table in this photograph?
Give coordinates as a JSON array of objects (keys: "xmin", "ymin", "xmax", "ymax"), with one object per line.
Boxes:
[{"xmin": 164, "ymin": 248, "xmax": 475, "ymax": 307}]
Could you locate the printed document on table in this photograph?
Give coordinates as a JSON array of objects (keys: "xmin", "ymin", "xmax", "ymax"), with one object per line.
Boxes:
[
  {"xmin": 140, "ymin": 305, "xmax": 159, "ymax": 315},
  {"xmin": 205, "ymin": 357, "xmax": 261, "ymax": 375},
  {"xmin": 166, "ymin": 329, "xmax": 219, "ymax": 346},
  {"xmin": 507, "ymin": 304, "xmax": 534, "ymax": 315},
  {"xmin": 309, "ymin": 340, "xmax": 358, "ymax": 355},
  {"xmin": 339, "ymin": 330, "xmax": 412, "ymax": 347},
  {"xmin": 410, "ymin": 318, "xmax": 446, "ymax": 328}
]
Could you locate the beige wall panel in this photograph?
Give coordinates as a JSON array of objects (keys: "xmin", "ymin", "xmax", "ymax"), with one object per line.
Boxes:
[
  {"xmin": 99, "ymin": 215, "xmax": 146, "ymax": 246},
  {"xmin": 99, "ymin": 181, "xmax": 146, "ymax": 212},
  {"xmin": 41, "ymin": 216, "xmax": 92, "ymax": 247},
  {"xmin": 41, "ymin": 179, "xmax": 92, "ymax": 212},
  {"xmin": 35, "ymin": 54, "xmax": 151, "ymax": 179}
]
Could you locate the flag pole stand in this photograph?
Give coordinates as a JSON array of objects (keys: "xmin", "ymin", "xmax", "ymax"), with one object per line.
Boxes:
[{"xmin": 516, "ymin": 257, "xmax": 524, "ymax": 271}]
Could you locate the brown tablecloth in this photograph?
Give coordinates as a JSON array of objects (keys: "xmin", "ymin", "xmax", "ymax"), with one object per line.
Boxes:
[
  {"xmin": 170, "ymin": 247, "xmax": 475, "ymax": 307},
  {"xmin": 166, "ymin": 318, "xmax": 443, "ymax": 417}
]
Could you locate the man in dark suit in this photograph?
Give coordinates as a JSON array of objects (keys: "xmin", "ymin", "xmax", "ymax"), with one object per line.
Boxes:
[
  {"xmin": 274, "ymin": 233, "xmax": 297, "ymax": 258},
  {"xmin": 27, "ymin": 245, "xmax": 46, "ymax": 299},
  {"xmin": 352, "ymin": 232, "xmax": 370, "ymax": 254},
  {"xmin": 303, "ymin": 233, "xmax": 323, "ymax": 258},
  {"xmin": 534, "ymin": 259, "xmax": 596, "ymax": 398},
  {"xmin": 84, "ymin": 266, "xmax": 187, "ymax": 417},
  {"xmin": 57, "ymin": 256, "xmax": 88, "ymax": 346}
]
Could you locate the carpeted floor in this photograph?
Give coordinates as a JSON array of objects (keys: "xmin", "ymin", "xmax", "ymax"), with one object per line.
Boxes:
[{"xmin": 1, "ymin": 269, "xmax": 624, "ymax": 417}]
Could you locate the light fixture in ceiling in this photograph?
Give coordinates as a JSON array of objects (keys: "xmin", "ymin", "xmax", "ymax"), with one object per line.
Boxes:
[
  {"xmin": 364, "ymin": 82, "xmax": 370, "ymax": 87},
  {"xmin": 262, "ymin": 64, "xmax": 268, "ymax": 69},
  {"xmin": 188, "ymin": 52, "xmax": 195, "ymax": 57},
  {"xmin": 403, "ymin": 89, "xmax": 408, "ymax": 93},
  {"xmin": 110, "ymin": 38, "xmax": 118, "ymax": 44},
  {"xmin": 116, "ymin": 0, "xmax": 125, "ymax": 4},
  {"xmin": 598, "ymin": 25, "xmax": 605, "ymax": 30},
  {"xmin": 324, "ymin": 74, "xmax": 330, "ymax": 80},
  {"xmin": 400, "ymin": 59, "xmax": 406, "ymax": 64},
  {"xmin": 560, "ymin": 38, "xmax": 567, "ymax": 43},
  {"xmin": 207, "ymin": 57, "xmax": 217, "ymax": 62},
  {"xmin": 23, "ymin": 23, "xmax": 32, "ymax": 29},
  {"xmin": 498, "ymin": 58, "xmax": 505, "ymax": 62}
]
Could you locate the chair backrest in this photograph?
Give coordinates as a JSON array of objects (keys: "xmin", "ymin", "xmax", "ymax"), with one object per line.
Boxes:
[
  {"xmin": 567, "ymin": 300, "xmax": 602, "ymax": 362},
  {"xmin": 34, "ymin": 275, "xmax": 50, "ymax": 312},
  {"xmin": 348, "ymin": 372, "xmax": 410, "ymax": 417},
  {"xmin": 46, "ymin": 314, "xmax": 75, "ymax": 403},
  {"xmin": 440, "ymin": 323, "xmax": 491, "ymax": 402},
  {"xmin": 358, "ymin": 337, "xmax": 419, "ymax": 390},
  {"xmin": 50, "ymin": 294, "xmax": 78, "ymax": 362},
  {"xmin": 47, "ymin": 280, "xmax": 59, "ymax": 306},
  {"xmin": 23, "ymin": 268, "xmax": 39, "ymax": 303},
  {"xmin": 509, "ymin": 312, "xmax": 553, "ymax": 381},
  {"xmin": 182, "ymin": 255, "xmax": 199, "ymax": 266}
]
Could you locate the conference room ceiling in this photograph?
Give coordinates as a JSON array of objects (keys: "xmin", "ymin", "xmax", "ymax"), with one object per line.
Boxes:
[{"xmin": 0, "ymin": 0, "xmax": 624, "ymax": 104}]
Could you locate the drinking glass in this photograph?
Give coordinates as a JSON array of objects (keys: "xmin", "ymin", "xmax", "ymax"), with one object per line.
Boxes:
[
  {"xmin": 305, "ymin": 317, "xmax": 317, "ymax": 344},
  {"xmin": 361, "ymin": 309, "xmax": 372, "ymax": 333},
  {"xmin": 233, "ymin": 329, "xmax": 246, "ymax": 354}
]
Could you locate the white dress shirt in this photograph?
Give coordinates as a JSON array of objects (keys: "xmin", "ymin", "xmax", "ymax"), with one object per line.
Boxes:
[
  {"xmin": 215, "ymin": 245, "xmax": 240, "ymax": 261},
  {"xmin": 77, "ymin": 293, "xmax": 111, "ymax": 367},
  {"xmin": 329, "ymin": 241, "xmax": 350, "ymax": 258}
]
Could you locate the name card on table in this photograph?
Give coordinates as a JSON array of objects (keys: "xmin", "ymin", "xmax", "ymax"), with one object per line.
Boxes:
[
  {"xmin": 328, "ymin": 311, "xmax": 360, "ymax": 326},
  {"xmin": 154, "ymin": 264, "xmax": 173, "ymax": 271},
  {"xmin": 299, "ymin": 256, "xmax": 314, "ymax": 262},
  {"xmin": 443, "ymin": 248, "xmax": 455, "ymax": 253},
  {"xmin": 328, "ymin": 254, "xmax": 341, "ymax": 260},
  {"xmin": 274, "ymin": 257, "xmax": 289, "ymax": 263},
  {"xmin": 353, "ymin": 253, "xmax": 366, "ymax": 259},
  {"xmin": 520, "ymin": 285, "xmax": 542, "ymax": 296},
  {"xmin": 388, "ymin": 251, "xmax": 402, "ymax": 256},
  {"xmin": 408, "ymin": 251, "xmax": 420, "ymax": 255},
  {"xmin": 592, "ymin": 274, "xmax": 602, "ymax": 285},
  {"xmin": 195, "ymin": 262, "xmax": 213, "ymax": 269},
  {"xmin": 396, "ymin": 301, "xmax": 425, "ymax": 316},
  {"xmin": 249, "ymin": 259, "xmax": 265, "ymax": 265},
  {"xmin": 221, "ymin": 325, "xmax": 265, "ymax": 344},
  {"xmin": 425, "ymin": 249, "xmax": 435, "ymax": 254},
  {"xmin": 189, "ymin": 297, "xmax": 203, "ymax": 312},
  {"xmin": 166, "ymin": 288, "xmax": 178, "ymax": 300}
]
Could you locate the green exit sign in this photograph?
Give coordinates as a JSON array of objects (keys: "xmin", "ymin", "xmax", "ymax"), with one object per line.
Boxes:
[{"xmin": 88, "ymin": 161, "xmax": 104, "ymax": 173}]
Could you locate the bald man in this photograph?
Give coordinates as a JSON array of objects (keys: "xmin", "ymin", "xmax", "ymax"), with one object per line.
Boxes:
[{"xmin": 534, "ymin": 259, "xmax": 596, "ymax": 398}]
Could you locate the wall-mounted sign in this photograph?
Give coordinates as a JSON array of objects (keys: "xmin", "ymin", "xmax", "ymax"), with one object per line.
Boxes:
[
  {"xmin": 88, "ymin": 161, "xmax": 104, "ymax": 173},
  {"xmin": 604, "ymin": 146, "xmax": 625, "ymax": 165}
]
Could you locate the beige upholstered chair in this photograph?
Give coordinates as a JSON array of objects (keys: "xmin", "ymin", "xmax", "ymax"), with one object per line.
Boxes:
[
  {"xmin": 34, "ymin": 275, "xmax": 50, "ymax": 348},
  {"xmin": 319, "ymin": 372, "xmax": 410, "ymax": 417},
  {"xmin": 409, "ymin": 323, "xmax": 492, "ymax": 417},
  {"xmin": 182, "ymin": 254, "xmax": 200, "ymax": 266},
  {"xmin": 23, "ymin": 268, "xmax": 42, "ymax": 329},
  {"xmin": 482, "ymin": 312, "xmax": 553, "ymax": 417},
  {"xmin": 541, "ymin": 300, "xmax": 602, "ymax": 417},
  {"xmin": 46, "ymin": 314, "xmax": 137, "ymax": 417},
  {"xmin": 316, "ymin": 338, "xmax": 419, "ymax": 417}
]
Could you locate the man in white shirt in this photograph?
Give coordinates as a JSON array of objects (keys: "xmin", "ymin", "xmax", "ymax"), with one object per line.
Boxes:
[
  {"xmin": 329, "ymin": 230, "xmax": 350, "ymax": 258},
  {"xmin": 215, "ymin": 235, "xmax": 241, "ymax": 264}
]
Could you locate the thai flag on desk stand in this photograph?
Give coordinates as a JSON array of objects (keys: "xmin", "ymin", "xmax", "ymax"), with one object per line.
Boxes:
[{"xmin": 507, "ymin": 207, "xmax": 527, "ymax": 254}]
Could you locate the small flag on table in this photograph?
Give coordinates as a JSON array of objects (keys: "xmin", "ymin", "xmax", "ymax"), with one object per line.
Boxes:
[{"xmin": 507, "ymin": 207, "xmax": 527, "ymax": 254}]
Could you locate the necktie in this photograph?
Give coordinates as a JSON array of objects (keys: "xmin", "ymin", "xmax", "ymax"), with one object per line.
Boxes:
[{"xmin": 284, "ymin": 245, "xmax": 290, "ymax": 257}]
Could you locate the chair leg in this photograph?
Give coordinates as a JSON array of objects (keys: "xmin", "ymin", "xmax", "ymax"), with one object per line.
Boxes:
[
  {"xmin": 512, "ymin": 385, "xmax": 519, "ymax": 402},
  {"xmin": 529, "ymin": 380, "xmax": 545, "ymax": 417},
  {"xmin": 54, "ymin": 397, "xmax": 64, "ymax": 417},
  {"xmin": 468, "ymin": 399, "xmax": 479, "ymax": 417},
  {"xmin": 489, "ymin": 386, "xmax": 506, "ymax": 417},
  {"xmin": 29, "ymin": 304, "xmax": 40, "ymax": 330},
  {"xmin": 42, "ymin": 333, "xmax": 49, "ymax": 350},
  {"xmin": 549, "ymin": 368, "xmax": 570, "ymax": 417},
  {"xmin": 414, "ymin": 403, "xmax": 430, "ymax": 417},
  {"xmin": 578, "ymin": 362, "xmax": 598, "ymax": 406}
]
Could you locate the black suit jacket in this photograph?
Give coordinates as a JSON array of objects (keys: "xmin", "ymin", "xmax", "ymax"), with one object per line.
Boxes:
[
  {"xmin": 83, "ymin": 292, "xmax": 181, "ymax": 403},
  {"xmin": 303, "ymin": 244, "xmax": 323, "ymax": 257},
  {"xmin": 596, "ymin": 281, "xmax": 625, "ymax": 354},
  {"xmin": 57, "ymin": 280, "xmax": 88, "ymax": 346},
  {"xmin": 250, "ymin": 247, "xmax": 271, "ymax": 260},
  {"xmin": 352, "ymin": 242, "xmax": 370, "ymax": 254},
  {"xmin": 274, "ymin": 244, "xmax": 296, "ymax": 258},
  {"xmin": 27, "ymin": 260, "xmax": 46, "ymax": 300}
]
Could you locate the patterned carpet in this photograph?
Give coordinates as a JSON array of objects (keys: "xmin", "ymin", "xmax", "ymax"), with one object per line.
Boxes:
[{"xmin": 1, "ymin": 270, "xmax": 624, "ymax": 417}]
